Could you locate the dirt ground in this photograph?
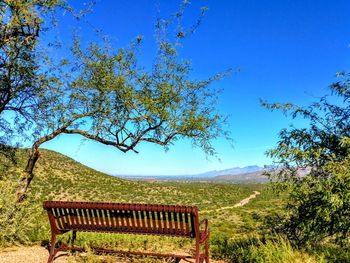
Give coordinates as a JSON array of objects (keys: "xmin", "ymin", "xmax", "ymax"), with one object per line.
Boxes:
[
  {"xmin": 0, "ymin": 246, "xmax": 224, "ymax": 263},
  {"xmin": 0, "ymin": 246, "xmax": 66, "ymax": 263}
]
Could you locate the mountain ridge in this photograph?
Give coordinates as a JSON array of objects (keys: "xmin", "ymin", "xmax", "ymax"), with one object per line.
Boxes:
[
  {"xmin": 116, "ymin": 165, "xmax": 264, "ymax": 177},
  {"xmin": 197, "ymin": 165, "xmax": 263, "ymax": 177},
  {"xmin": 118, "ymin": 165, "xmax": 268, "ymax": 183}
]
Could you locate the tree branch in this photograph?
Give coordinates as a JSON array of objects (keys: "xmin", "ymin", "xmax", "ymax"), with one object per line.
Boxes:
[{"xmin": 62, "ymin": 128, "xmax": 139, "ymax": 153}]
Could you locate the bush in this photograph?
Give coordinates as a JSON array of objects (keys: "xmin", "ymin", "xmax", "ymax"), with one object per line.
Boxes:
[
  {"xmin": 0, "ymin": 178, "xmax": 44, "ymax": 247},
  {"xmin": 314, "ymin": 243, "xmax": 350, "ymax": 263},
  {"xmin": 263, "ymin": 73, "xmax": 350, "ymax": 247},
  {"xmin": 211, "ymin": 233, "xmax": 259, "ymax": 262},
  {"xmin": 282, "ymin": 158, "xmax": 350, "ymax": 246},
  {"xmin": 211, "ymin": 234, "xmax": 322, "ymax": 263}
]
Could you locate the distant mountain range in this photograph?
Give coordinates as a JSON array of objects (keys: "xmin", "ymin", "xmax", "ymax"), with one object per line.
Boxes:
[
  {"xmin": 118, "ymin": 165, "xmax": 270, "ymax": 183},
  {"xmin": 196, "ymin": 165, "xmax": 263, "ymax": 177},
  {"xmin": 213, "ymin": 171, "xmax": 267, "ymax": 183}
]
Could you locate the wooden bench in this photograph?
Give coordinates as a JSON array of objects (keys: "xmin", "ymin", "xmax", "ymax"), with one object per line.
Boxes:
[{"xmin": 43, "ymin": 201, "xmax": 210, "ymax": 263}]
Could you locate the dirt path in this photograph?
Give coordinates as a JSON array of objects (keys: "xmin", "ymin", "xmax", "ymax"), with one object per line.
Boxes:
[
  {"xmin": 0, "ymin": 245, "xmax": 140, "ymax": 262},
  {"xmin": 232, "ymin": 191, "xmax": 260, "ymax": 208},
  {"xmin": 202, "ymin": 191, "xmax": 261, "ymax": 213},
  {"xmin": 0, "ymin": 245, "xmax": 224, "ymax": 263},
  {"xmin": 0, "ymin": 246, "xmax": 62, "ymax": 263}
]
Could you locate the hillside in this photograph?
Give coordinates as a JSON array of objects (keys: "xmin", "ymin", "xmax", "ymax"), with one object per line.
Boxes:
[
  {"xmin": 5, "ymin": 149, "xmax": 281, "ymax": 233},
  {"xmin": 9, "ymin": 149, "xmax": 260, "ymax": 209},
  {"xmin": 2, "ymin": 149, "xmax": 285, "ymax": 262}
]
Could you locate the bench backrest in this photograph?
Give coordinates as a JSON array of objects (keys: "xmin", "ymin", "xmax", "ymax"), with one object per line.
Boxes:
[{"xmin": 43, "ymin": 201, "xmax": 200, "ymax": 238}]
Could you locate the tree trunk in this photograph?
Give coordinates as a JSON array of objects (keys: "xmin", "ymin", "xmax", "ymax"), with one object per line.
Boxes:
[
  {"xmin": 14, "ymin": 112, "xmax": 108, "ymax": 202},
  {"xmin": 16, "ymin": 146, "xmax": 40, "ymax": 202},
  {"xmin": 15, "ymin": 126, "xmax": 69, "ymax": 202}
]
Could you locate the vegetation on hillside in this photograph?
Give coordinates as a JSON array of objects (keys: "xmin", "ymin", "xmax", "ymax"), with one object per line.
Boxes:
[
  {"xmin": 1, "ymin": 149, "xmax": 284, "ymax": 260},
  {"xmin": 2, "ymin": 149, "xmax": 345, "ymax": 262}
]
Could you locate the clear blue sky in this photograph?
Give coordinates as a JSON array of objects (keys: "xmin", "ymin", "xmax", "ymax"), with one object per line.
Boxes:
[{"xmin": 43, "ymin": 0, "xmax": 350, "ymax": 175}]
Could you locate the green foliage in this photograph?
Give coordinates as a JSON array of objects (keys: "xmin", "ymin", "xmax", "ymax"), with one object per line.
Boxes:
[
  {"xmin": 0, "ymin": 0, "xmax": 93, "ymax": 169},
  {"xmin": 0, "ymin": 177, "xmax": 43, "ymax": 246},
  {"xmin": 1, "ymin": 0, "xmax": 42, "ymax": 160},
  {"xmin": 0, "ymin": 143, "xmax": 16, "ymax": 173},
  {"xmin": 211, "ymin": 235, "xmax": 322, "ymax": 263},
  {"xmin": 314, "ymin": 243, "xmax": 350, "ymax": 263},
  {"xmin": 15, "ymin": 1, "xmax": 231, "ymax": 200},
  {"xmin": 262, "ymin": 72, "xmax": 350, "ymax": 247},
  {"xmin": 0, "ymin": 0, "xmax": 61, "ymax": 126},
  {"xmin": 32, "ymin": 3, "xmax": 230, "ymax": 157},
  {"xmin": 277, "ymin": 158, "xmax": 350, "ymax": 246},
  {"xmin": 0, "ymin": 0, "xmax": 94, "ymax": 119}
]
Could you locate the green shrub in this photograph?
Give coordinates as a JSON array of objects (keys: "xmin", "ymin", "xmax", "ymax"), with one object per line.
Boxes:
[
  {"xmin": 0, "ymin": 178, "xmax": 45, "ymax": 247},
  {"xmin": 263, "ymin": 74, "xmax": 350, "ymax": 247},
  {"xmin": 248, "ymin": 237, "xmax": 323, "ymax": 263},
  {"xmin": 211, "ymin": 233, "xmax": 261, "ymax": 262},
  {"xmin": 211, "ymin": 235, "xmax": 323, "ymax": 263},
  {"xmin": 313, "ymin": 243, "xmax": 350, "ymax": 263}
]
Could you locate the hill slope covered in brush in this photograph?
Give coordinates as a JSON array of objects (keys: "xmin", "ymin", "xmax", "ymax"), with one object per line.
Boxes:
[
  {"xmin": 3, "ymin": 150, "xmax": 330, "ymax": 263},
  {"xmin": 11, "ymin": 149, "xmax": 257, "ymax": 208},
  {"xmin": 5, "ymin": 149, "xmax": 280, "ymax": 237}
]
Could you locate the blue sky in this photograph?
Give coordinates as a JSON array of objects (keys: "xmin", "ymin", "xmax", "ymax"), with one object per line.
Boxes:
[{"xmin": 43, "ymin": 0, "xmax": 350, "ymax": 175}]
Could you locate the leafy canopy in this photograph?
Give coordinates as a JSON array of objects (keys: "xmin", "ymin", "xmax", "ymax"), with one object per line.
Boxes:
[
  {"xmin": 262, "ymin": 72, "xmax": 350, "ymax": 246},
  {"xmin": 0, "ymin": 0, "xmax": 61, "ymax": 168},
  {"xmin": 15, "ymin": 1, "xmax": 231, "ymax": 200},
  {"xmin": 32, "ymin": 3, "xmax": 230, "ymax": 156},
  {"xmin": 0, "ymin": 0, "xmax": 92, "ymax": 167}
]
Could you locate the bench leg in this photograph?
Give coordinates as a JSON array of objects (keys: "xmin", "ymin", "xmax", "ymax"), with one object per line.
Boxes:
[
  {"xmin": 71, "ymin": 230, "xmax": 77, "ymax": 248},
  {"xmin": 205, "ymin": 238, "xmax": 209, "ymax": 263},
  {"xmin": 195, "ymin": 238, "xmax": 200, "ymax": 263},
  {"xmin": 47, "ymin": 233, "xmax": 57, "ymax": 263}
]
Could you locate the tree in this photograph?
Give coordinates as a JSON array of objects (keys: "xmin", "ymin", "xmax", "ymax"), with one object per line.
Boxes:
[
  {"xmin": 0, "ymin": 0, "xmax": 92, "ymax": 168},
  {"xmin": 1, "ymin": 0, "xmax": 39, "ymax": 165},
  {"xmin": 262, "ymin": 72, "xmax": 350, "ymax": 246},
  {"xmin": 16, "ymin": 2, "xmax": 231, "ymax": 201},
  {"xmin": 0, "ymin": 0, "xmax": 64, "ymax": 168}
]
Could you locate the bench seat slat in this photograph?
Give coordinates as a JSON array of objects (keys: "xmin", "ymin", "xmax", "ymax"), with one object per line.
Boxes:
[
  {"xmin": 151, "ymin": 210, "xmax": 157, "ymax": 234},
  {"xmin": 126, "ymin": 209, "xmax": 132, "ymax": 231},
  {"xmin": 180, "ymin": 210, "xmax": 185, "ymax": 236},
  {"xmin": 185, "ymin": 211, "xmax": 190, "ymax": 236},
  {"xmin": 146, "ymin": 209, "xmax": 152, "ymax": 234}
]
